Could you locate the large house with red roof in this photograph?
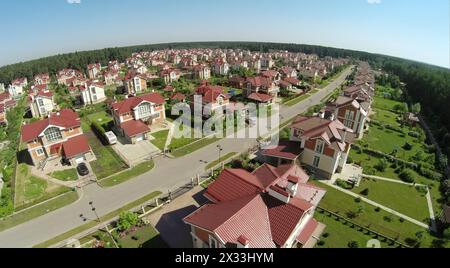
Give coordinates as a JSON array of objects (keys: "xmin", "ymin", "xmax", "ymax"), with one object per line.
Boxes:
[
  {"xmin": 34, "ymin": 73, "xmax": 51, "ymax": 85},
  {"xmin": 87, "ymin": 63, "xmax": 102, "ymax": 79},
  {"xmin": 262, "ymin": 115, "xmax": 355, "ymax": 179},
  {"xmin": 57, "ymin": 69, "xmax": 85, "ymax": 86},
  {"xmin": 81, "ymin": 81, "xmax": 107, "ymax": 106},
  {"xmin": 0, "ymin": 92, "xmax": 17, "ymax": 125},
  {"xmin": 124, "ymin": 73, "xmax": 147, "ymax": 95},
  {"xmin": 21, "ymin": 109, "xmax": 94, "ymax": 167},
  {"xmin": 324, "ymin": 96, "xmax": 369, "ymax": 139},
  {"xmin": 8, "ymin": 77, "xmax": 28, "ymax": 97},
  {"xmin": 29, "ymin": 85, "xmax": 56, "ymax": 118},
  {"xmin": 193, "ymin": 83, "xmax": 230, "ymax": 117},
  {"xmin": 111, "ymin": 92, "xmax": 166, "ymax": 144},
  {"xmin": 184, "ymin": 163, "xmax": 326, "ymax": 248},
  {"xmin": 245, "ymin": 76, "xmax": 280, "ymax": 100}
]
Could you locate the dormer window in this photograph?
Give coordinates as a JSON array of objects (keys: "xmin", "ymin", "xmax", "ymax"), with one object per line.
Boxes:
[{"xmin": 44, "ymin": 127, "xmax": 63, "ymax": 142}]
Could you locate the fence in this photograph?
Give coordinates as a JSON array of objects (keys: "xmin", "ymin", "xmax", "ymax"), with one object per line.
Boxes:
[{"xmin": 316, "ymin": 206, "xmax": 411, "ymax": 248}]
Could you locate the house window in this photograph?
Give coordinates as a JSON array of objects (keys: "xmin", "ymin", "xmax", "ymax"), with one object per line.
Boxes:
[
  {"xmin": 37, "ymin": 98, "xmax": 44, "ymax": 107},
  {"xmin": 90, "ymin": 87, "xmax": 96, "ymax": 94},
  {"xmin": 344, "ymin": 110, "xmax": 355, "ymax": 129},
  {"xmin": 313, "ymin": 156, "xmax": 321, "ymax": 168},
  {"xmin": 135, "ymin": 78, "xmax": 141, "ymax": 92},
  {"xmin": 44, "ymin": 127, "xmax": 63, "ymax": 142},
  {"xmin": 138, "ymin": 103, "xmax": 152, "ymax": 118},
  {"xmin": 209, "ymin": 236, "xmax": 218, "ymax": 248},
  {"xmin": 36, "ymin": 148, "xmax": 45, "ymax": 156},
  {"xmin": 315, "ymin": 140, "xmax": 325, "ymax": 154}
]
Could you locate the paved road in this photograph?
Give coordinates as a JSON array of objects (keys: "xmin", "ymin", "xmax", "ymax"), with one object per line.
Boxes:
[{"xmin": 0, "ymin": 68, "xmax": 353, "ymax": 248}]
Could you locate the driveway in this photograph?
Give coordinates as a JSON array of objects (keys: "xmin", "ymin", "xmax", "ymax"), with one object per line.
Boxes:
[
  {"xmin": 145, "ymin": 186, "xmax": 208, "ymax": 248},
  {"xmin": 113, "ymin": 139, "xmax": 160, "ymax": 166}
]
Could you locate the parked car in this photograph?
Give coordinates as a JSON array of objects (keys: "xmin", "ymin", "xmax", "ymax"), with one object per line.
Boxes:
[
  {"xmin": 77, "ymin": 163, "xmax": 89, "ymax": 176},
  {"xmin": 105, "ymin": 131, "xmax": 118, "ymax": 145}
]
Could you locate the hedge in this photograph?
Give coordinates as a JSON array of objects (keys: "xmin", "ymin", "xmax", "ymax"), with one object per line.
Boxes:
[{"xmin": 352, "ymin": 144, "xmax": 443, "ymax": 181}]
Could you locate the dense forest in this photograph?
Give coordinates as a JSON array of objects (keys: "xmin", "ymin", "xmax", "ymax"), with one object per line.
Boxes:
[{"xmin": 0, "ymin": 41, "xmax": 449, "ymax": 171}]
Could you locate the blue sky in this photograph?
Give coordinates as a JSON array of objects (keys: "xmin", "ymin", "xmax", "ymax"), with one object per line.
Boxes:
[{"xmin": 0, "ymin": 0, "xmax": 448, "ymax": 67}]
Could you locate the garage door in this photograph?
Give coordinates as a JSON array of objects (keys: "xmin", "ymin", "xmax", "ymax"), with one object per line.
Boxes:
[
  {"xmin": 74, "ymin": 156, "xmax": 85, "ymax": 164},
  {"xmin": 136, "ymin": 134, "xmax": 144, "ymax": 142}
]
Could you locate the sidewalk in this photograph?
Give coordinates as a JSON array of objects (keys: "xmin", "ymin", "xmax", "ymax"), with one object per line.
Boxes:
[{"xmin": 319, "ymin": 181, "xmax": 430, "ymax": 229}]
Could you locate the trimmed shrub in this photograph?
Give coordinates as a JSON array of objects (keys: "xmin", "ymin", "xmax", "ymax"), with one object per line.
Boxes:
[
  {"xmin": 399, "ymin": 169, "xmax": 416, "ymax": 183},
  {"xmin": 348, "ymin": 241, "xmax": 359, "ymax": 248},
  {"xmin": 360, "ymin": 188, "xmax": 370, "ymax": 196}
]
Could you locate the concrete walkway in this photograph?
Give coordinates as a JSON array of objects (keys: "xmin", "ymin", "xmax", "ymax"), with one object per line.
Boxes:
[
  {"xmin": 362, "ymin": 174, "xmax": 437, "ymax": 231},
  {"xmin": 30, "ymin": 167, "xmax": 75, "ymax": 188},
  {"xmin": 320, "ymin": 180, "xmax": 430, "ymax": 229}
]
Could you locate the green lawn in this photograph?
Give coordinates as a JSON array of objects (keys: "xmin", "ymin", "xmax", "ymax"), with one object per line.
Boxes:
[
  {"xmin": 361, "ymin": 125, "xmax": 432, "ymax": 161},
  {"xmin": 171, "ymin": 137, "xmax": 221, "ymax": 158},
  {"xmin": 49, "ymin": 169, "xmax": 78, "ymax": 181},
  {"xmin": 87, "ymin": 132, "xmax": 128, "ymax": 179},
  {"xmin": 350, "ymin": 178, "xmax": 429, "ymax": 222},
  {"xmin": 372, "ymin": 108, "xmax": 400, "ymax": 126},
  {"xmin": 315, "ymin": 213, "xmax": 395, "ymax": 248},
  {"xmin": 99, "ymin": 161, "xmax": 155, "ymax": 187},
  {"xmin": 205, "ymin": 152, "xmax": 237, "ymax": 170},
  {"xmin": 150, "ymin": 130, "xmax": 169, "ymax": 150},
  {"xmin": 311, "ymin": 180, "xmax": 440, "ymax": 247},
  {"xmin": 78, "ymin": 230, "xmax": 117, "ymax": 248},
  {"xmin": 283, "ymin": 94, "xmax": 311, "ymax": 106},
  {"xmin": 87, "ymin": 111, "xmax": 113, "ymax": 125},
  {"xmin": 117, "ymin": 224, "xmax": 168, "ymax": 248},
  {"xmin": 34, "ymin": 191, "xmax": 161, "ymax": 248},
  {"xmin": 14, "ymin": 164, "xmax": 72, "ymax": 210},
  {"xmin": 350, "ymin": 150, "xmax": 442, "ymax": 214},
  {"xmin": 372, "ymin": 96, "xmax": 402, "ymax": 111},
  {"xmin": 0, "ymin": 191, "xmax": 79, "ymax": 232}
]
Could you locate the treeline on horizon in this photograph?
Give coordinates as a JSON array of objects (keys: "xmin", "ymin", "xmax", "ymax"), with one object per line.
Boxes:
[{"xmin": 0, "ymin": 41, "xmax": 449, "ymax": 164}]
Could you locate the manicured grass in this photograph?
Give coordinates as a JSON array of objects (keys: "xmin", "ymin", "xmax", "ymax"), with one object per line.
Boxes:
[
  {"xmin": 0, "ymin": 191, "xmax": 79, "ymax": 232},
  {"xmin": 49, "ymin": 169, "xmax": 78, "ymax": 181},
  {"xmin": 171, "ymin": 137, "xmax": 222, "ymax": 158},
  {"xmin": 372, "ymin": 108, "xmax": 400, "ymax": 126},
  {"xmin": 98, "ymin": 161, "xmax": 155, "ymax": 187},
  {"xmin": 350, "ymin": 178, "xmax": 429, "ymax": 222},
  {"xmin": 350, "ymin": 150, "xmax": 442, "ymax": 214},
  {"xmin": 87, "ymin": 132, "xmax": 128, "ymax": 179},
  {"xmin": 33, "ymin": 191, "xmax": 162, "ymax": 248},
  {"xmin": 283, "ymin": 94, "xmax": 311, "ymax": 106},
  {"xmin": 117, "ymin": 224, "xmax": 168, "ymax": 248},
  {"xmin": 205, "ymin": 152, "xmax": 237, "ymax": 170},
  {"xmin": 361, "ymin": 125, "xmax": 432, "ymax": 161},
  {"xmin": 315, "ymin": 213, "xmax": 395, "ymax": 248},
  {"xmin": 14, "ymin": 164, "xmax": 72, "ymax": 210},
  {"xmin": 310, "ymin": 180, "xmax": 438, "ymax": 247},
  {"xmin": 150, "ymin": 130, "xmax": 169, "ymax": 151},
  {"xmin": 373, "ymin": 96, "xmax": 403, "ymax": 112},
  {"xmin": 86, "ymin": 111, "xmax": 113, "ymax": 125}
]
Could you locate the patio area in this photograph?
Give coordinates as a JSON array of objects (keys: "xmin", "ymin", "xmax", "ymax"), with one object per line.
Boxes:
[{"xmin": 112, "ymin": 137, "xmax": 161, "ymax": 166}]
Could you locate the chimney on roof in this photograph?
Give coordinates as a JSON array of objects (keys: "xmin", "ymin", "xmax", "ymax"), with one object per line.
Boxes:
[
  {"xmin": 56, "ymin": 112, "xmax": 60, "ymax": 117},
  {"xmin": 268, "ymin": 185, "xmax": 291, "ymax": 204},
  {"xmin": 125, "ymin": 95, "xmax": 129, "ymax": 99},
  {"xmin": 318, "ymin": 111, "xmax": 325, "ymax": 119},
  {"xmin": 237, "ymin": 235, "xmax": 250, "ymax": 249},
  {"xmin": 329, "ymin": 113, "xmax": 335, "ymax": 121},
  {"xmin": 286, "ymin": 177, "xmax": 299, "ymax": 197},
  {"xmin": 342, "ymin": 128, "xmax": 348, "ymax": 143}
]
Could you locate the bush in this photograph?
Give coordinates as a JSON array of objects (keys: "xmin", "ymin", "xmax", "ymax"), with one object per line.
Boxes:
[
  {"xmin": 117, "ymin": 211, "xmax": 140, "ymax": 232},
  {"xmin": 348, "ymin": 241, "xmax": 359, "ymax": 248},
  {"xmin": 336, "ymin": 179, "xmax": 354, "ymax": 190},
  {"xmin": 403, "ymin": 142, "xmax": 413, "ymax": 151},
  {"xmin": 383, "ymin": 216, "xmax": 393, "ymax": 222},
  {"xmin": 408, "ymin": 131, "xmax": 420, "ymax": 138},
  {"xmin": 360, "ymin": 188, "xmax": 369, "ymax": 196},
  {"xmin": 317, "ymin": 240, "xmax": 325, "ymax": 246},
  {"xmin": 375, "ymin": 158, "xmax": 388, "ymax": 172},
  {"xmin": 322, "ymin": 233, "xmax": 330, "ymax": 238},
  {"xmin": 374, "ymin": 207, "xmax": 381, "ymax": 212},
  {"xmin": 399, "ymin": 169, "xmax": 416, "ymax": 183},
  {"xmin": 354, "ymin": 197, "xmax": 361, "ymax": 203}
]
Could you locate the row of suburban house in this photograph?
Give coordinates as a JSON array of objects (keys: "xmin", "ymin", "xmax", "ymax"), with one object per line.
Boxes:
[{"xmin": 181, "ymin": 63, "xmax": 376, "ymax": 249}]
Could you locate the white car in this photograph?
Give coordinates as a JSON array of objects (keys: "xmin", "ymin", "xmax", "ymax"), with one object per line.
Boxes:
[{"xmin": 105, "ymin": 131, "xmax": 118, "ymax": 145}]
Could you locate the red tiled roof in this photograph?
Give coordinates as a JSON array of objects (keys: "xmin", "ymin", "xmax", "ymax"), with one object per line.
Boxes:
[
  {"xmin": 195, "ymin": 85, "xmax": 227, "ymax": 104},
  {"xmin": 296, "ymin": 218, "xmax": 319, "ymax": 245},
  {"xmin": 284, "ymin": 77, "xmax": 301, "ymax": 85},
  {"xmin": 261, "ymin": 141, "xmax": 303, "ymax": 160},
  {"xmin": 247, "ymin": 92, "xmax": 273, "ymax": 103},
  {"xmin": 205, "ymin": 169, "xmax": 264, "ymax": 202},
  {"xmin": 184, "ymin": 194, "xmax": 276, "ymax": 248},
  {"xmin": 171, "ymin": 92, "xmax": 186, "ymax": 102},
  {"xmin": 0, "ymin": 92, "xmax": 11, "ymax": 102},
  {"xmin": 120, "ymin": 120, "xmax": 150, "ymax": 137},
  {"xmin": 62, "ymin": 134, "xmax": 91, "ymax": 159},
  {"xmin": 111, "ymin": 92, "xmax": 165, "ymax": 115},
  {"xmin": 21, "ymin": 109, "xmax": 80, "ymax": 142}
]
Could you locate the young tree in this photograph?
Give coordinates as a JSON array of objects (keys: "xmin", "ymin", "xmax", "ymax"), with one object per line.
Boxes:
[
  {"xmin": 117, "ymin": 211, "xmax": 140, "ymax": 232},
  {"xmin": 411, "ymin": 103, "xmax": 421, "ymax": 114}
]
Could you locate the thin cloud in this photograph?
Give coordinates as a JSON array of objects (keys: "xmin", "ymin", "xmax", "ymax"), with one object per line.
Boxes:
[
  {"xmin": 367, "ymin": 0, "xmax": 381, "ymax": 4},
  {"xmin": 67, "ymin": 0, "xmax": 81, "ymax": 4}
]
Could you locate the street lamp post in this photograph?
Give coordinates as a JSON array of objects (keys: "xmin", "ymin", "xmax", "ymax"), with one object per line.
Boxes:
[
  {"xmin": 81, "ymin": 201, "xmax": 119, "ymax": 248},
  {"xmin": 217, "ymin": 145, "xmax": 224, "ymax": 170}
]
